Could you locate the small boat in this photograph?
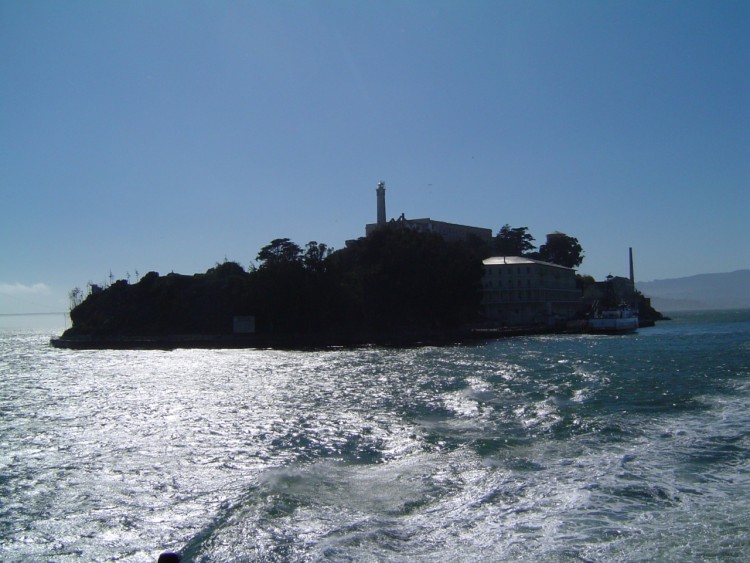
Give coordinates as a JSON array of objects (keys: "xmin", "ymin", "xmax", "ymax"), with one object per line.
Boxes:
[{"xmin": 588, "ymin": 303, "xmax": 639, "ymax": 334}]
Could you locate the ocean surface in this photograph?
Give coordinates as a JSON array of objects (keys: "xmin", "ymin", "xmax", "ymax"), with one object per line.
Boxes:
[{"xmin": 1, "ymin": 310, "xmax": 748, "ymax": 562}]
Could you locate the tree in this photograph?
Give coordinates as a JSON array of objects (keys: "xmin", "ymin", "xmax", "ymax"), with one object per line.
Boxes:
[
  {"xmin": 303, "ymin": 241, "xmax": 332, "ymax": 272},
  {"xmin": 69, "ymin": 287, "xmax": 83, "ymax": 310},
  {"xmin": 252, "ymin": 238, "xmax": 307, "ymax": 333},
  {"xmin": 537, "ymin": 232, "xmax": 584, "ymax": 268},
  {"xmin": 329, "ymin": 226, "xmax": 483, "ymax": 331},
  {"xmin": 206, "ymin": 260, "xmax": 246, "ymax": 277},
  {"xmin": 256, "ymin": 238, "xmax": 303, "ymax": 269},
  {"xmin": 493, "ymin": 225, "xmax": 536, "ymax": 256}
]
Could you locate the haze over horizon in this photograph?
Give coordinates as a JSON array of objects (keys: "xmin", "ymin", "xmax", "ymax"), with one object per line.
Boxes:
[{"xmin": 2, "ymin": 1, "xmax": 748, "ymax": 315}]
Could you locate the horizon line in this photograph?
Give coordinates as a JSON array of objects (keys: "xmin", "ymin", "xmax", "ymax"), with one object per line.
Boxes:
[{"xmin": 0, "ymin": 312, "xmax": 68, "ymax": 317}]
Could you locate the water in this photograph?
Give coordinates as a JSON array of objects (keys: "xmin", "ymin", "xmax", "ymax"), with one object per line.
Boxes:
[{"xmin": 1, "ymin": 310, "xmax": 748, "ymax": 562}]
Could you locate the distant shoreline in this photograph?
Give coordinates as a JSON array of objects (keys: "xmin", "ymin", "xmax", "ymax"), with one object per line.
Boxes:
[{"xmin": 0, "ymin": 312, "xmax": 67, "ymax": 317}]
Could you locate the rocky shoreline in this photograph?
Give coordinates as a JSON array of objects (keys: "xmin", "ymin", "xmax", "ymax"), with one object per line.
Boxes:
[
  {"xmin": 50, "ymin": 329, "xmax": 484, "ymax": 351},
  {"xmin": 50, "ymin": 323, "xmax": 624, "ymax": 351}
]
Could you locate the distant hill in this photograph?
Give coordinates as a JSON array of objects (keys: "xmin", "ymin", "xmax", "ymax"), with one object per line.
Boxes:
[{"xmin": 637, "ymin": 270, "xmax": 750, "ymax": 311}]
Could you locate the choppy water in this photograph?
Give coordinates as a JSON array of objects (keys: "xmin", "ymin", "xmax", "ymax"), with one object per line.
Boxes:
[{"xmin": 1, "ymin": 310, "xmax": 749, "ymax": 562}]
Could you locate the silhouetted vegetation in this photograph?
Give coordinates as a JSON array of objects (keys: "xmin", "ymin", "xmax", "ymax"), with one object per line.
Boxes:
[
  {"xmin": 493, "ymin": 225, "xmax": 536, "ymax": 256},
  {"xmin": 68, "ymin": 263, "xmax": 258, "ymax": 337},
  {"xmin": 490, "ymin": 225, "xmax": 584, "ymax": 269},
  {"xmin": 64, "ymin": 226, "xmax": 484, "ymax": 344},
  {"xmin": 327, "ymin": 227, "xmax": 483, "ymax": 333},
  {"xmin": 536, "ymin": 232, "xmax": 584, "ymax": 268}
]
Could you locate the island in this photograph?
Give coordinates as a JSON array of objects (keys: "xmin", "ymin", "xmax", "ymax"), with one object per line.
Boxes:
[
  {"xmin": 52, "ymin": 224, "xmax": 664, "ymax": 350},
  {"xmin": 53, "ymin": 184, "xmax": 664, "ymax": 349}
]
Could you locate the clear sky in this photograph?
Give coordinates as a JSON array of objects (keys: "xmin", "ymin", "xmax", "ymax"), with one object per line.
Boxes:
[{"xmin": 2, "ymin": 0, "xmax": 749, "ymax": 314}]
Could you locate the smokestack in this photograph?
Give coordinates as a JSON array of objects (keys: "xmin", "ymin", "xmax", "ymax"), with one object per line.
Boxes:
[
  {"xmin": 629, "ymin": 247, "xmax": 635, "ymax": 285},
  {"xmin": 376, "ymin": 181, "xmax": 386, "ymax": 225}
]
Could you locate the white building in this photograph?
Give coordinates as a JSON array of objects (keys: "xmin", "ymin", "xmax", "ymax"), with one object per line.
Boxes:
[{"xmin": 482, "ymin": 256, "xmax": 581, "ymax": 327}]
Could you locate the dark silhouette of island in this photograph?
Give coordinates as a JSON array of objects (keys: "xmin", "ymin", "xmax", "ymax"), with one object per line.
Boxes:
[
  {"xmin": 56, "ymin": 227, "xmax": 486, "ymax": 348},
  {"xmin": 53, "ymin": 221, "xmax": 667, "ymax": 349}
]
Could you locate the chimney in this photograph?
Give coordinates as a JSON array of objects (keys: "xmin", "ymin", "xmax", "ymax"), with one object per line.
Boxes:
[{"xmin": 629, "ymin": 247, "xmax": 635, "ymax": 285}]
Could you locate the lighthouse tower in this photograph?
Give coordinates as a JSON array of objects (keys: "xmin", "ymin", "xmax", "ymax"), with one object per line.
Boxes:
[{"xmin": 376, "ymin": 181, "xmax": 386, "ymax": 225}]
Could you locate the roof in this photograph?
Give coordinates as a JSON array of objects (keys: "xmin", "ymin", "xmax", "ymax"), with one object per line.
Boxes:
[
  {"xmin": 397, "ymin": 217, "xmax": 492, "ymax": 235},
  {"xmin": 482, "ymin": 256, "xmax": 575, "ymax": 271}
]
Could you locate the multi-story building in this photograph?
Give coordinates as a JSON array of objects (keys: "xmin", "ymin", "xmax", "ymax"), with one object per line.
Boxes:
[{"xmin": 482, "ymin": 256, "xmax": 581, "ymax": 327}]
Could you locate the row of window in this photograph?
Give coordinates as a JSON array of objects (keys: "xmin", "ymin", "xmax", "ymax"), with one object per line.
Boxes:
[
  {"xmin": 484, "ymin": 267, "xmax": 563, "ymax": 279},
  {"xmin": 485, "ymin": 266, "xmax": 531, "ymax": 276},
  {"xmin": 483, "ymin": 280, "xmax": 576, "ymax": 289},
  {"xmin": 484, "ymin": 279, "xmax": 532, "ymax": 288}
]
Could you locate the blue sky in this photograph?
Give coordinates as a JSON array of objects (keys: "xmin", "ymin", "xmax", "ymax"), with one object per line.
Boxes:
[{"xmin": 2, "ymin": 0, "xmax": 748, "ymax": 314}]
